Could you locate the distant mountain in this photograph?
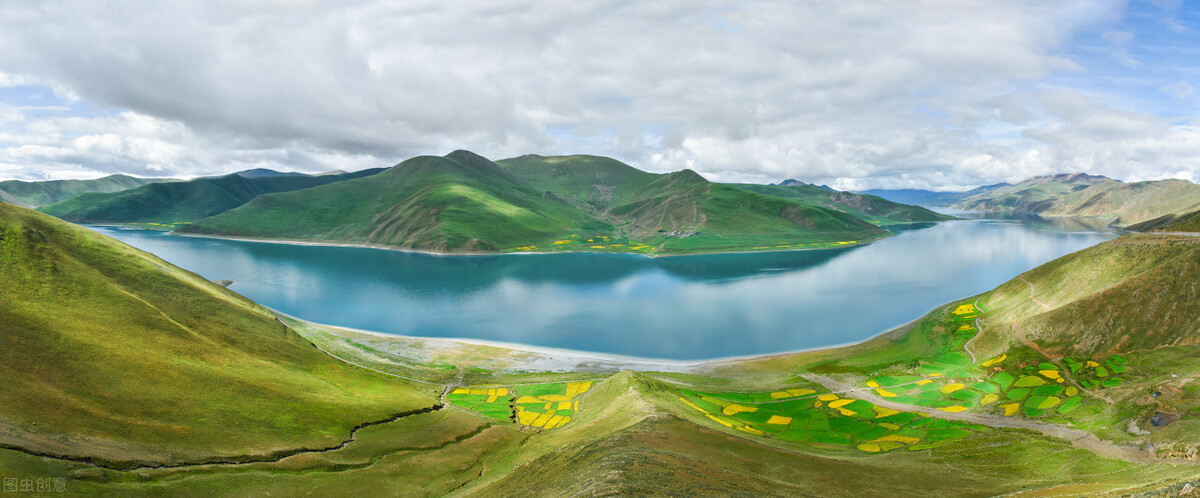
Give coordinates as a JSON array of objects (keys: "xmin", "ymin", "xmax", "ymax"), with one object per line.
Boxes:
[
  {"xmin": 859, "ymin": 184, "xmax": 1009, "ymax": 207},
  {"xmin": 179, "ymin": 151, "xmax": 891, "ymax": 255},
  {"xmin": 0, "ymin": 174, "xmax": 175, "ymax": 208},
  {"xmin": 38, "ymin": 168, "xmax": 384, "ymax": 224},
  {"xmin": 233, "ymin": 168, "xmax": 310, "ymax": 178},
  {"xmin": 735, "ymin": 184, "xmax": 955, "ymax": 224},
  {"xmin": 771, "ymin": 179, "xmax": 835, "ymax": 191},
  {"xmin": 950, "ymin": 174, "xmax": 1200, "ymax": 226}
]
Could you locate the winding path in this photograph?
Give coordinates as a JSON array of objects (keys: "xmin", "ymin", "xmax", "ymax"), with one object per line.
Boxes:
[
  {"xmin": 1013, "ymin": 277, "xmax": 1060, "ymax": 361},
  {"xmin": 799, "ymin": 373, "xmax": 1169, "ymax": 465}
]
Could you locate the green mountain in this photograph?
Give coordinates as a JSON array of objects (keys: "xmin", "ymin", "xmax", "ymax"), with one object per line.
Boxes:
[
  {"xmin": 734, "ymin": 183, "xmax": 954, "ymax": 224},
  {"xmin": 951, "ymin": 174, "xmax": 1200, "ymax": 226},
  {"xmin": 38, "ymin": 168, "xmax": 384, "ymax": 225},
  {"xmin": 180, "ymin": 151, "xmax": 891, "ymax": 255},
  {"xmin": 0, "ymin": 174, "xmax": 174, "ymax": 208},
  {"xmin": 0, "ymin": 202, "xmax": 433, "ymax": 468},
  {"xmin": 501, "ymin": 156, "xmax": 951, "ymax": 226},
  {"xmin": 979, "ymin": 233, "xmax": 1200, "ymax": 356}
]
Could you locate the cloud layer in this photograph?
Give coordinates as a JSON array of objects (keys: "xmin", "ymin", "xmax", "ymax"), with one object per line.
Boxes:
[{"xmin": 1, "ymin": 0, "xmax": 1198, "ymax": 189}]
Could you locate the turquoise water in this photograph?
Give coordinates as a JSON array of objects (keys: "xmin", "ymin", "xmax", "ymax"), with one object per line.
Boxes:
[{"xmin": 92, "ymin": 214, "xmax": 1114, "ymax": 360}]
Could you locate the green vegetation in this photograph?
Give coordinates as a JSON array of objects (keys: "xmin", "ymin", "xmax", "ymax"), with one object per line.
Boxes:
[
  {"xmin": 38, "ymin": 168, "xmax": 383, "ymax": 224},
  {"xmin": 2, "ymin": 201, "xmax": 1198, "ymax": 495},
  {"xmin": 1128, "ymin": 206, "xmax": 1200, "ymax": 232},
  {"xmin": 0, "ymin": 174, "xmax": 173, "ymax": 208},
  {"xmin": 733, "ymin": 183, "xmax": 954, "ymax": 224},
  {"xmin": 181, "ymin": 151, "xmax": 895, "ymax": 255},
  {"xmin": 0, "ymin": 202, "xmax": 434, "ymax": 467}
]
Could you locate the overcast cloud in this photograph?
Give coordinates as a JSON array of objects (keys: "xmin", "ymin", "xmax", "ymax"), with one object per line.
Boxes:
[{"xmin": 1, "ymin": 0, "xmax": 1198, "ymax": 189}]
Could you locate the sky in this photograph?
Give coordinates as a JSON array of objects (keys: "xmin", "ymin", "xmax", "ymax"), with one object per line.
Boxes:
[{"xmin": 1, "ymin": 0, "xmax": 1199, "ymax": 191}]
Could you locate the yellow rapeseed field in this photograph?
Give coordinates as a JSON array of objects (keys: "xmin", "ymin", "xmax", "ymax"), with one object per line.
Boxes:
[{"xmin": 982, "ymin": 354, "xmax": 1007, "ymax": 367}]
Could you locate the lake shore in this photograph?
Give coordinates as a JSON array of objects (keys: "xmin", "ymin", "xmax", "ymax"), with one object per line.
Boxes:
[
  {"xmin": 168, "ymin": 229, "xmax": 891, "ymax": 259},
  {"xmin": 282, "ymin": 299, "xmax": 944, "ymax": 375}
]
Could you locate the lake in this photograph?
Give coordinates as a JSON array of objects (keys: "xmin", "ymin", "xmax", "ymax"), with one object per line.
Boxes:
[{"xmin": 92, "ymin": 213, "xmax": 1115, "ymax": 360}]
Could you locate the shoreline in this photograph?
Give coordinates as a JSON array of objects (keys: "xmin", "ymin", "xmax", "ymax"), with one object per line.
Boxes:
[
  {"xmin": 166, "ymin": 229, "xmax": 894, "ymax": 259},
  {"xmin": 276, "ymin": 295, "xmax": 973, "ymax": 373}
]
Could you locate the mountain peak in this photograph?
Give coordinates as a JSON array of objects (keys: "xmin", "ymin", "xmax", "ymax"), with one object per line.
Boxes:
[
  {"xmin": 672, "ymin": 169, "xmax": 708, "ymax": 184},
  {"xmin": 445, "ymin": 149, "xmax": 495, "ymax": 166},
  {"xmin": 1028, "ymin": 173, "xmax": 1112, "ymax": 184},
  {"xmin": 771, "ymin": 179, "xmax": 836, "ymax": 191},
  {"xmin": 235, "ymin": 168, "xmax": 308, "ymax": 179}
]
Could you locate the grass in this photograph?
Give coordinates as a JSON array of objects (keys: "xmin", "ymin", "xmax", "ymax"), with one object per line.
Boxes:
[
  {"xmin": 179, "ymin": 151, "xmax": 898, "ymax": 256},
  {"xmin": 732, "ymin": 183, "xmax": 955, "ymax": 225},
  {"xmin": 3, "ymin": 203, "xmax": 1200, "ymax": 495},
  {"xmin": 0, "ymin": 174, "xmax": 171, "ymax": 208},
  {"xmin": 0, "ymin": 202, "xmax": 436, "ymax": 466},
  {"xmin": 38, "ymin": 169, "xmax": 383, "ymax": 224}
]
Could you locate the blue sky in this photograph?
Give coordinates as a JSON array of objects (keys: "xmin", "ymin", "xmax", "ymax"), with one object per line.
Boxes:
[{"xmin": 1, "ymin": 1, "xmax": 1199, "ymax": 190}]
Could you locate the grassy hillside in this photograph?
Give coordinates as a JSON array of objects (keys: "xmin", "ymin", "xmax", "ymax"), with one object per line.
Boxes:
[
  {"xmin": 181, "ymin": 151, "xmax": 614, "ymax": 252},
  {"xmin": 0, "ymin": 174, "xmax": 173, "ymax": 208},
  {"xmin": 735, "ymin": 183, "xmax": 955, "ymax": 224},
  {"xmin": 1, "ymin": 209, "xmax": 1196, "ymax": 494},
  {"xmin": 980, "ymin": 234, "xmax": 1200, "ymax": 356},
  {"xmin": 38, "ymin": 168, "xmax": 383, "ymax": 226},
  {"xmin": 501, "ymin": 153, "xmax": 892, "ymax": 252},
  {"xmin": 0, "ymin": 201, "xmax": 434, "ymax": 467},
  {"xmin": 1128, "ymin": 207, "xmax": 1200, "ymax": 232},
  {"xmin": 181, "ymin": 151, "xmax": 890, "ymax": 255},
  {"xmin": 952, "ymin": 174, "xmax": 1200, "ymax": 226},
  {"xmin": 500, "ymin": 154, "xmax": 949, "ymax": 226}
]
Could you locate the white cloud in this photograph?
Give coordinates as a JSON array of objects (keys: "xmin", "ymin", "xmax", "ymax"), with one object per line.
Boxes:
[
  {"xmin": 0, "ymin": 0, "xmax": 1196, "ymax": 189},
  {"xmin": 1161, "ymin": 80, "xmax": 1196, "ymax": 100}
]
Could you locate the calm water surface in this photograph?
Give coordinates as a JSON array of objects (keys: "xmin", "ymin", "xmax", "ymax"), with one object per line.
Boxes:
[{"xmin": 93, "ymin": 213, "xmax": 1115, "ymax": 360}]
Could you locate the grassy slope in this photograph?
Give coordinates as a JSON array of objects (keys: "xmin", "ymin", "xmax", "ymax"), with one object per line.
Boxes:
[
  {"xmin": 972, "ymin": 234, "xmax": 1200, "ymax": 449},
  {"xmin": 0, "ymin": 174, "xmax": 173, "ymax": 208},
  {"xmin": 500, "ymin": 154, "xmax": 891, "ymax": 252},
  {"xmin": 1, "ymin": 213, "xmax": 1196, "ymax": 494},
  {"xmin": 2, "ymin": 366, "xmax": 1186, "ymax": 496},
  {"xmin": 0, "ymin": 202, "xmax": 435, "ymax": 466},
  {"xmin": 734, "ymin": 183, "xmax": 955, "ymax": 224},
  {"xmin": 981, "ymin": 234, "xmax": 1200, "ymax": 356},
  {"xmin": 182, "ymin": 150, "xmax": 613, "ymax": 252},
  {"xmin": 1128, "ymin": 207, "xmax": 1200, "ymax": 232},
  {"xmin": 953, "ymin": 174, "xmax": 1200, "ymax": 226},
  {"xmin": 37, "ymin": 169, "xmax": 384, "ymax": 225},
  {"xmin": 183, "ymin": 151, "xmax": 889, "ymax": 254}
]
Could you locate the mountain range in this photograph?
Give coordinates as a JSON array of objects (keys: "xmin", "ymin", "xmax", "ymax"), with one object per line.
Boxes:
[
  {"xmin": 862, "ymin": 173, "xmax": 1200, "ymax": 227},
  {"xmin": 38, "ymin": 168, "xmax": 384, "ymax": 225},
  {"xmin": 0, "ymin": 174, "xmax": 176, "ymax": 208},
  {"xmin": 163, "ymin": 151, "xmax": 950, "ymax": 255}
]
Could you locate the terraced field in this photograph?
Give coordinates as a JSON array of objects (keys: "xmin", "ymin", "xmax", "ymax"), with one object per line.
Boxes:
[
  {"xmin": 854, "ymin": 301, "xmax": 1130, "ymax": 419},
  {"xmin": 675, "ymin": 384, "xmax": 986, "ymax": 453},
  {"xmin": 446, "ymin": 381, "xmax": 594, "ymax": 429}
]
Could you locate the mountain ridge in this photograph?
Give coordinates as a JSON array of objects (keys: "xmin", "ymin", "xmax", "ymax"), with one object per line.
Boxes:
[{"xmin": 177, "ymin": 151, "xmax": 900, "ymax": 255}]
